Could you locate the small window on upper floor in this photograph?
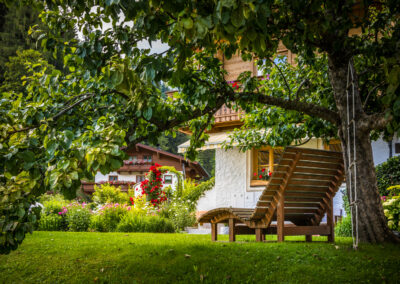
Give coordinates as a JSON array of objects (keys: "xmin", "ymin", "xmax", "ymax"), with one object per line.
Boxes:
[
  {"xmin": 128, "ymin": 155, "xmax": 138, "ymax": 162},
  {"xmin": 164, "ymin": 175, "xmax": 173, "ymax": 184},
  {"xmin": 143, "ymin": 155, "xmax": 152, "ymax": 163},
  {"xmin": 109, "ymin": 176, "xmax": 118, "ymax": 181},
  {"xmin": 251, "ymin": 147, "xmax": 283, "ymax": 187}
]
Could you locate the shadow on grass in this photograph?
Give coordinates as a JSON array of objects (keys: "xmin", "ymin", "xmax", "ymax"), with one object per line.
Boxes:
[{"xmin": 0, "ymin": 232, "xmax": 398, "ymax": 284}]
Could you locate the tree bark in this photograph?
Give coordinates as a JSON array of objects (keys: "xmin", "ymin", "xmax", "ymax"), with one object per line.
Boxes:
[{"xmin": 328, "ymin": 56, "xmax": 399, "ymax": 243}]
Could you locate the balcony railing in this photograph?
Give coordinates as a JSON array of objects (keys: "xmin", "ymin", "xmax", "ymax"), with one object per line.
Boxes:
[
  {"xmin": 81, "ymin": 181, "xmax": 137, "ymax": 193},
  {"xmin": 214, "ymin": 104, "xmax": 243, "ymax": 124}
]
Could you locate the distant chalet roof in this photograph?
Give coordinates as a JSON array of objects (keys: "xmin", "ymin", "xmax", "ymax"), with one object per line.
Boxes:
[{"xmin": 123, "ymin": 143, "xmax": 209, "ymax": 179}]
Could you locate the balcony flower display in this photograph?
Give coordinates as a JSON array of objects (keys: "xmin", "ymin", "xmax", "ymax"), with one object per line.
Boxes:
[
  {"xmin": 123, "ymin": 159, "xmax": 150, "ymax": 165},
  {"xmin": 253, "ymin": 168, "xmax": 272, "ymax": 181}
]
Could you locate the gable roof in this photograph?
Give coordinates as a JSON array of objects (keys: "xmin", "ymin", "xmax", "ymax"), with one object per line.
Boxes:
[{"xmin": 125, "ymin": 143, "xmax": 209, "ymax": 179}]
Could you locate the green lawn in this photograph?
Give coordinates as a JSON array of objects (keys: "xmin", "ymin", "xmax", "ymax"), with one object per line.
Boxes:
[{"xmin": 0, "ymin": 232, "xmax": 399, "ymax": 283}]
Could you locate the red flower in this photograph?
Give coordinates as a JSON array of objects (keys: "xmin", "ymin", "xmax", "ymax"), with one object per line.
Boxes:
[
  {"xmin": 261, "ymin": 168, "xmax": 265, "ymax": 173},
  {"xmin": 259, "ymin": 175, "xmax": 262, "ymax": 179},
  {"xmin": 232, "ymin": 82, "xmax": 239, "ymax": 90},
  {"xmin": 253, "ymin": 172, "xmax": 257, "ymax": 177},
  {"xmin": 268, "ymin": 172, "xmax": 272, "ymax": 176}
]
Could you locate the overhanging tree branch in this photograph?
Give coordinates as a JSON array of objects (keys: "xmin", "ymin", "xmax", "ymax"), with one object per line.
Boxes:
[{"xmin": 240, "ymin": 91, "xmax": 340, "ymax": 125}]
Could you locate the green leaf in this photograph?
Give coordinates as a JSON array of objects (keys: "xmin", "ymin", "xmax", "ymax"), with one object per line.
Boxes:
[
  {"xmin": 182, "ymin": 18, "xmax": 193, "ymax": 29},
  {"xmin": 19, "ymin": 151, "xmax": 35, "ymax": 163},
  {"xmin": 231, "ymin": 8, "xmax": 245, "ymax": 28},
  {"xmin": 143, "ymin": 107, "xmax": 153, "ymax": 120}
]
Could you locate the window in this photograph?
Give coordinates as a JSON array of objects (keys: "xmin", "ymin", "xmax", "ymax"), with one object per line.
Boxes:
[
  {"xmin": 109, "ymin": 176, "xmax": 118, "ymax": 181},
  {"xmin": 128, "ymin": 155, "xmax": 137, "ymax": 162},
  {"xmin": 136, "ymin": 175, "xmax": 146, "ymax": 183},
  {"xmin": 395, "ymin": 143, "xmax": 400, "ymax": 154},
  {"xmin": 143, "ymin": 155, "xmax": 152, "ymax": 163},
  {"xmin": 164, "ymin": 175, "xmax": 173, "ymax": 184},
  {"xmin": 251, "ymin": 147, "xmax": 283, "ymax": 187}
]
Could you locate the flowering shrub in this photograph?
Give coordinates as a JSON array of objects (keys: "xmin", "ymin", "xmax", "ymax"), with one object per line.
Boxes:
[
  {"xmin": 116, "ymin": 212, "xmax": 174, "ymax": 233},
  {"xmin": 65, "ymin": 203, "xmax": 92, "ymax": 232},
  {"xmin": 92, "ymin": 184, "xmax": 130, "ymax": 205},
  {"xmin": 158, "ymin": 198, "xmax": 196, "ymax": 231},
  {"xmin": 89, "ymin": 203, "xmax": 130, "ymax": 232},
  {"xmin": 383, "ymin": 186, "xmax": 400, "ymax": 231},
  {"xmin": 253, "ymin": 168, "xmax": 272, "ymax": 181},
  {"xmin": 40, "ymin": 194, "xmax": 68, "ymax": 216},
  {"xmin": 139, "ymin": 163, "xmax": 168, "ymax": 207}
]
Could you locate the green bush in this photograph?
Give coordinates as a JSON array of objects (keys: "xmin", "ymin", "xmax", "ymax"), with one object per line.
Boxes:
[
  {"xmin": 383, "ymin": 195, "xmax": 400, "ymax": 231},
  {"xmin": 376, "ymin": 156, "xmax": 400, "ymax": 196},
  {"xmin": 89, "ymin": 204, "xmax": 129, "ymax": 232},
  {"xmin": 335, "ymin": 215, "xmax": 352, "ymax": 237},
  {"xmin": 92, "ymin": 184, "xmax": 129, "ymax": 205},
  {"xmin": 117, "ymin": 213, "xmax": 175, "ymax": 233},
  {"xmin": 38, "ymin": 214, "xmax": 66, "ymax": 231},
  {"xmin": 66, "ymin": 203, "xmax": 92, "ymax": 232},
  {"xmin": 159, "ymin": 200, "xmax": 196, "ymax": 231}
]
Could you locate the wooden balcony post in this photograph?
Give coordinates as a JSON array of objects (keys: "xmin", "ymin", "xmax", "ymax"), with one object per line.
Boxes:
[
  {"xmin": 327, "ymin": 197, "xmax": 334, "ymax": 242},
  {"xmin": 305, "ymin": 235, "xmax": 312, "ymax": 242},
  {"xmin": 277, "ymin": 193, "xmax": 285, "ymax": 242},
  {"xmin": 211, "ymin": 223, "xmax": 218, "ymax": 242},
  {"xmin": 229, "ymin": 218, "xmax": 236, "ymax": 242}
]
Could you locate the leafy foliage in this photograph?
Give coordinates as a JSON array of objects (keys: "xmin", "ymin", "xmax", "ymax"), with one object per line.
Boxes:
[
  {"xmin": 92, "ymin": 184, "xmax": 130, "ymax": 205},
  {"xmin": 65, "ymin": 203, "xmax": 91, "ymax": 232},
  {"xmin": 37, "ymin": 214, "xmax": 64, "ymax": 231},
  {"xmin": 335, "ymin": 215, "xmax": 352, "ymax": 238},
  {"xmin": 2, "ymin": 0, "xmax": 400, "ymax": 251},
  {"xmin": 376, "ymin": 156, "xmax": 400, "ymax": 196},
  {"xmin": 116, "ymin": 213, "xmax": 174, "ymax": 233},
  {"xmin": 89, "ymin": 204, "xmax": 129, "ymax": 232},
  {"xmin": 182, "ymin": 177, "xmax": 215, "ymax": 208},
  {"xmin": 383, "ymin": 188, "xmax": 400, "ymax": 231}
]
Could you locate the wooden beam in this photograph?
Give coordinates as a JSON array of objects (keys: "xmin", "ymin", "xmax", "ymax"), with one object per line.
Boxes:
[
  {"xmin": 229, "ymin": 218, "xmax": 236, "ymax": 242},
  {"xmin": 283, "ymin": 225, "xmax": 331, "ymax": 236},
  {"xmin": 211, "ymin": 223, "xmax": 217, "ymax": 241}
]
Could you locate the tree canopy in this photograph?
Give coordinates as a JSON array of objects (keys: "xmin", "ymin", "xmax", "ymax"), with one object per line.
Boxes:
[{"xmin": 1, "ymin": 0, "xmax": 400, "ymax": 253}]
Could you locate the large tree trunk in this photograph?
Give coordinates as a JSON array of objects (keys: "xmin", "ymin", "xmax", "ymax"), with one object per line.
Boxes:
[{"xmin": 328, "ymin": 56, "xmax": 398, "ymax": 243}]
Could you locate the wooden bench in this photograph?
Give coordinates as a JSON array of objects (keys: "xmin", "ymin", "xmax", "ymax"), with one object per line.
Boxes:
[{"xmin": 198, "ymin": 147, "xmax": 345, "ymax": 242}]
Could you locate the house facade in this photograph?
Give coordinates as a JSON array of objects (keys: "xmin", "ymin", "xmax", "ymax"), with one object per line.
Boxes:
[
  {"xmin": 81, "ymin": 143, "xmax": 208, "ymax": 194},
  {"xmin": 177, "ymin": 51, "xmax": 400, "ymax": 224}
]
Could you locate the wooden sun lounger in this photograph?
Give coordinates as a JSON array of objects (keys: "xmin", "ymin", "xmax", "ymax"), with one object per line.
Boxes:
[{"xmin": 198, "ymin": 147, "xmax": 345, "ymax": 242}]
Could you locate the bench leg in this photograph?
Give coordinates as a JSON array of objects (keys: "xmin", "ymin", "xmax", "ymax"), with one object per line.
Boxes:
[
  {"xmin": 229, "ymin": 218, "xmax": 236, "ymax": 242},
  {"xmin": 327, "ymin": 197, "xmax": 334, "ymax": 242},
  {"xmin": 255, "ymin": 228, "xmax": 262, "ymax": 242},
  {"xmin": 211, "ymin": 223, "xmax": 217, "ymax": 241},
  {"xmin": 277, "ymin": 194, "xmax": 285, "ymax": 242}
]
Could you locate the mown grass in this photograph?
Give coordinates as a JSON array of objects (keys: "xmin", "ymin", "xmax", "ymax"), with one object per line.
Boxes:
[{"xmin": 0, "ymin": 232, "xmax": 399, "ymax": 283}]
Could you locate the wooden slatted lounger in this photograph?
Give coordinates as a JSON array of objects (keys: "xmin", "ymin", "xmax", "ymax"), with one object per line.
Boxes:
[{"xmin": 198, "ymin": 146, "xmax": 345, "ymax": 242}]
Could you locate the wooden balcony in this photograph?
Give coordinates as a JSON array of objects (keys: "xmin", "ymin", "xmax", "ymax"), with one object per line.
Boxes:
[
  {"xmin": 81, "ymin": 181, "xmax": 136, "ymax": 194},
  {"xmin": 214, "ymin": 104, "xmax": 243, "ymax": 124},
  {"xmin": 116, "ymin": 160, "xmax": 154, "ymax": 173}
]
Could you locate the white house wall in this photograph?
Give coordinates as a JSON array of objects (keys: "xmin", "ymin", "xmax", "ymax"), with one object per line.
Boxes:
[{"xmin": 371, "ymin": 137, "xmax": 400, "ymax": 165}]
